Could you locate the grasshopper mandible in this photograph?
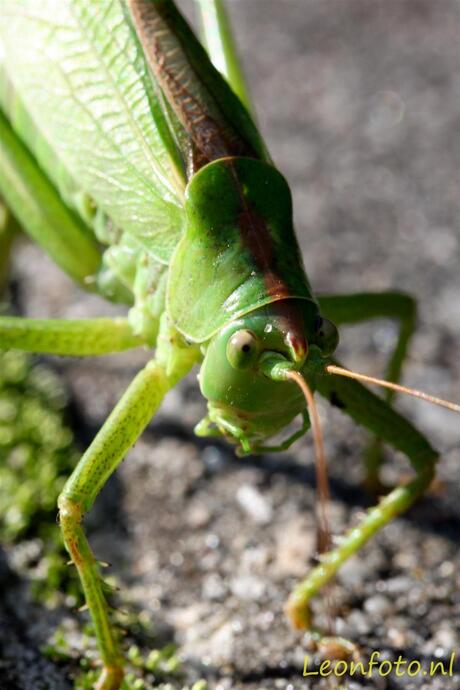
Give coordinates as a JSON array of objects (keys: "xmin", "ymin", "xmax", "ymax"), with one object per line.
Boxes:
[{"xmin": 0, "ymin": 1, "xmax": 458, "ymax": 688}]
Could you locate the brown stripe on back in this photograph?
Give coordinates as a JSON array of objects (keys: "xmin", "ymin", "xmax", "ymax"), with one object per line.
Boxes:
[
  {"xmin": 225, "ymin": 159, "xmax": 308, "ymax": 360},
  {"xmin": 127, "ymin": 0, "xmax": 256, "ymax": 173},
  {"xmin": 226, "ymin": 161, "xmax": 291, "ymax": 300}
]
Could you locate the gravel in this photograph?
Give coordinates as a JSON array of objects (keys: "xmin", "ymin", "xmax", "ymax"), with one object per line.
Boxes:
[{"xmin": 1, "ymin": 1, "xmax": 460, "ymax": 689}]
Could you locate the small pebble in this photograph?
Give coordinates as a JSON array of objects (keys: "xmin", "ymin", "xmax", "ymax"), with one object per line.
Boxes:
[
  {"xmin": 230, "ymin": 575, "xmax": 265, "ymax": 600},
  {"xmin": 202, "ymin": 573, "xmax": 227, "ymax": 601},
  {"xmin": 236, "ymin": 484, "xmax": 273, "ymax": 525},
  {"xmin": 364, "ymin": 594, "xmax": 392, "ymax": 618}
]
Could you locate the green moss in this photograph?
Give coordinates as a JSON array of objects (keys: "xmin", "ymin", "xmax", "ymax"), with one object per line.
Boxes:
[
  {"xmin": 43, "ymin": 614, "xmax": 206, "ymax": 690},
  {"xmin": 0, "ymin": 350, "xmax": 206, "ymax": 689},
  {"xmin": 0, "ymin": 349, "xmax": 81, "ymax": 603}
]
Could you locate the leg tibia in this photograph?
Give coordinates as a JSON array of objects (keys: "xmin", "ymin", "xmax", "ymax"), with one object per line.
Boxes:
[
  {"xmin": 58, "ymin": 496, "xmax": 123, "ymax": 687},
  {"xmin": 56, "ymin": 322, "xmax": 198, "ymax": 689},
  {"xmin": 318, "ymin": 291, "xmax": 417, "ymax": 488},
  {"xmin": 286, "ymin": 466, "xmax": 434, "ymax": 628},
  {"xmin": 57, "ymin": 358, "xmax": 174, "ymax": 689},
  {"xmin": 286, "ymin": 367, "xmax": 438, "ymax": 628},
  {"xmin": 195, "ymin": 0, "xmax": 252, "ymax": 111},
  {"xmin": 61, "ymin": 360, "xmax": 170, "ymax": 511}
]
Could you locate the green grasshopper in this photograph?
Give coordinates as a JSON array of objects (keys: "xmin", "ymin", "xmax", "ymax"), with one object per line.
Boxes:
[{"xmin": 0, "ymin": 1, "xmax": 458, "ymax": 688}]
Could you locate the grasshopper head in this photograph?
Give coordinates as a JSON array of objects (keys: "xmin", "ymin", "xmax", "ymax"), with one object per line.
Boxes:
[{"xmin": 196, "ymin": 300, "xmax": 338, "ymax": 454}]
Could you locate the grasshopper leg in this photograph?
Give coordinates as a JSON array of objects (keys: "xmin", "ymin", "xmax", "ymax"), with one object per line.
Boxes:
[
  {"xmin": 318, "ymin": 291, "xmax": 416, "ymax": 490},
  {"xmin": 56, "ymin": 315, "xmax": 199, "ymax": 690},
  {"xmin": 194, "ymin": 0, "xmax": 253, "ymax": 112},
  {"xmin": 58, "ymin": 358, "xmax": 173, "ymax": 689},
  {"xmin": 286, "ymin": 368, "xmax": 437, "ymax": 628},
  {"xmin": 0, "ymin": 315, "xmax": 143, "ymax": 356},
  {"xmin": 0, "ymin": 110, "xmax": 101, "ymax": 287}
]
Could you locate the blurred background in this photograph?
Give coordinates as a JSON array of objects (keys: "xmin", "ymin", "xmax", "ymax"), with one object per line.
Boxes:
[{"xmin": 1, "ymin": 1, "xmax": 459, "ymax": 688}]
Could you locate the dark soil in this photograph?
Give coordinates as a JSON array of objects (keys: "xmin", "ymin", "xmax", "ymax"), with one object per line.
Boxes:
[{"xmin": 2, "ymin": 1, "xmax": 460, "ymax": 689}]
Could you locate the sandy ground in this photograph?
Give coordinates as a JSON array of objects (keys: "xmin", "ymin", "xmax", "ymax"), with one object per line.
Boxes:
[{"xmin": 1, "ymin": 1, "xmax": 460, "ymax": 688}]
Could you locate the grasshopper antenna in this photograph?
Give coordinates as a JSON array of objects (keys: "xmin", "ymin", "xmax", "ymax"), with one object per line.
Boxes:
[
  {"xmin": 260, "ymin": 357, "xmax": 333, "ymax": 556},
  {"xmin": 285, "ymin": 370, "xmax": 331, "ymax": 554},
  {"xmin": 261, "ymin": 356, "xmax": 337, "ymax": 635},
  {"xmin": 284, "ymin": 370, "xmax": 338, "ymax": 638},
  {"xmin": 326, "ymin": 365, "xmax": 460, "ymax": 413}
]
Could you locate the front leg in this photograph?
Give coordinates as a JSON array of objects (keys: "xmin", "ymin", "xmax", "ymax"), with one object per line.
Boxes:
[
  {"xmin": 286, "ymin": 369, "xmax": 437, "ymax": 628},
  {"xmin": 58, "ymin": 359, "xmax": 171, "ymax": 689},
  {"xmin": 57, "ymin": 319, "xmax": 199, "ymax": 690},
  {"xmin": 318, "ymin": 291, "xmax": 416, "ymax": 489}
]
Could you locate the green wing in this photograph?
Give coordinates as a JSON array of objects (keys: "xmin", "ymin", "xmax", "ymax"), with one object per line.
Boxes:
[{"xmin": 0, "ymin": 0, "xmax": 186, "ymax": 264}]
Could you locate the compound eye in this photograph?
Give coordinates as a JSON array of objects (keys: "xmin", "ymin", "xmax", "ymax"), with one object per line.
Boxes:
[
  {"xmin": 226, "ymin": 330, "xmax": 260, "ymax": 370},
  {"xmin": 314, "ymin": 316, "xmax": 339, "ymax": 356}
]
